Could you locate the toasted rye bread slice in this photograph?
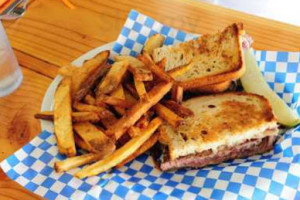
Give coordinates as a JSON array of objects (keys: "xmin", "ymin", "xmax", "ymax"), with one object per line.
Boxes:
[
  {"xmin": 152, "ymin": 23, "xmax": 245, "ymax": 90},
  {"xmin": 158, "ymin": 92, "xmax": 278, "ymax": 161}
]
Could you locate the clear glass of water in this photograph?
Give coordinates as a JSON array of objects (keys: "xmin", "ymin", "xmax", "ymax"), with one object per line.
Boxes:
[{"xmin": 0, "ymin": 20, "xmax": 22, "ymax": 97}]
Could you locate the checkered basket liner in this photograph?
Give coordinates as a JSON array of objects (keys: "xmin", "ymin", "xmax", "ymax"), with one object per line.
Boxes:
[{"xmin": 1, "ymin": 9, "xmax": 300, "ymax": 200}]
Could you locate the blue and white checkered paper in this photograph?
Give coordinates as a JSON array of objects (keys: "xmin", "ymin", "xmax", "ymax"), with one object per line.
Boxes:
[{"xmin": 2, "ymin": 9, "xmax": 300, "ymax": 200}]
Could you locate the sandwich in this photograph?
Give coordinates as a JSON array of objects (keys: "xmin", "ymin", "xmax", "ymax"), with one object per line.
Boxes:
[
  {"xmin": 157, "ymin": 92, "xmax": 279, "ymax": 171},
  {"xmin": 152, "ymin": 23, "xmax": 245, "ymax": 92}
]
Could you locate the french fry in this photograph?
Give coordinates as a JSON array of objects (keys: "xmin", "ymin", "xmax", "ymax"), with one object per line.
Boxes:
[
  {"xmin": 72, "ymin": 51, "xmax": 110, "ymax": 101},
  {"xmin": 124, "ymin": 88, "xmax": 138, "ymax": 103},
  {"xmin": 138, "ymin": 53, "xmax": 173, "ymax": 83},
  {"xmin": 101, "ymin": 118, "xmax": 118, "ymax": 129},
  {"xmin": 71, "ymin": 112, "xmax": 100, "ymax": 123},
  {"xmin": 167, "ymin": 62, "xmax": 193, "ymax": 78},
  {"xmin": 117, "ymin": 133, "xmax": 132, "ymax": 147},
  {"xmin": 133, "ymin": 76, "xmax": 147, "ymax": 100},
  {"xmin": 57, "ymin": 65, "xmax": 77, "ymax": 77},
  {"xmin": 54, "ymin": 153, "xmax": 105, "ymax": 173},
  {"xmin": 73, "ymin": 102, "xmax": 117, "ymax": 129},
  {"xmin": 35, "ymin": 111, "xmax": 100, "ymax": 123},
  {"xmin": 54, "ymin": 77, "xmax": 76, "ymax": 157},
  {"xmin": 73, "ymin": 122, "xmax": 116, "ymax": 153},
  {"xmin": 106, "ymin": 82, "xmax": 173, "ymax": 140},
  {"xmin": 154, "ymin": 103, "xmax": 183, "ymax": 128},
  {"xmin": 84, "ymin": 94, "xmax": 107, "ymax": 108},
  {"xmin": 135, "ymin": 111, "xmax": 154, "ymax": 129},
  {"xmin": 135, "ymin": 115, "xmax": 150, "ymax": 129},
  {"xmin": 96, "ymin": 95, "xmax": 135, "ymax": 108},
  {"xmin": 110, "ymin": 85, "xmax": 127, "ymax": 115},
  {"xmin": 83, "ymin": 94, "xmax": 96, "ymax": 105},
  {"xmin": 73, "ymin": 102, "xmax": 114, "ymax": 120},
  {"xmin": 156, "ymin": 57, "xmax": 166, "ymax": 69},
  {"xmin": 171, "ymin": 84, "xmax": 183, "ymax": 103},
  {"xmin": 75, "ymin": 118, "xmax": 162, "ymax": 178},
  {"xmin": 115, "ymin": 55, "xmax": 153, "ymax": 81},
  {"xmin": 74, "ymin": 134, "xmax": 94, "ymax": 152},
  {"xmin": 95, "ymin": 124, "xmax": 106, "ymax": 132},
  {"xmin": 124, "ymin": 83, "xmax": 139, "ymax": 99},
  {"xmin": 34, "ymin": 111, "xmax": 54, "ymax": 121},
  {"xmin": 127, "ymin": 126, "xmax": 141, "ymax": 138},
  {"xmin": 95, "ymin": 61, "xmax": 128, "ymax": 96},
  {"xmin": 116, "ymin": 133, "xmax": 159, "ymax": 168},
  {"xmin": 163, "ymin": 100, "xmax": 194, "ymax": 117},
  {"xmin": 142, "ymin": 33, "xmax": 165, "ymax": 55}
]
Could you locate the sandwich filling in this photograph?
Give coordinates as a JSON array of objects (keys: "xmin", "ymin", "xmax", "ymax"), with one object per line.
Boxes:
[{"xmin": 160, "ymin": 131, "xmax": 278, "ymax": 171}]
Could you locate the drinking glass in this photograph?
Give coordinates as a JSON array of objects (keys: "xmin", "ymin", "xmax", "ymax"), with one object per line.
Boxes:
[{"xmin": 0, "ymin": 20, "xmax": 22, "ymax": 97}]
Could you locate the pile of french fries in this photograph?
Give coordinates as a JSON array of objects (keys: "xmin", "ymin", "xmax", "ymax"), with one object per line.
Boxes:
[{"xmin": 35, "ymin": 34, "xmax": 194, "ymax": 179}]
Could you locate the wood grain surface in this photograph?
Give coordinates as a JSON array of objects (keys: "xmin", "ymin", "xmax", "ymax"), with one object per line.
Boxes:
[{"xmin": 0, "ymin": 0, "xmax": 299, "ymax": 199}]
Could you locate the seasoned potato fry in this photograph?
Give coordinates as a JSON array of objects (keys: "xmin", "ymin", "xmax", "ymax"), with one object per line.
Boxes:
[
  {"xmin": 73, "ymin": 102, "xmax": 118, "ymax": 129},
  {"xmin": 54, "ymin": 77, "xmax": 76, "ymax": 157},
  {"xmin": 136, "ymin": 111, "xmax": 154, "ymax": 128},
  {"xmin": 111, "ymin": 85, "xmax": 126, "ymax": 115},
  {"xmin": 34, "ymin": 111, "xmax": 54, "ymax": 121},
  {"xmin": 96, "ymin": 61, "xmax": 128, "ymax": 96},
  {"xmin": 73, "ymin": 102, "xmax": 114, "ymax": 120},
  {"xmin": 133, "ymin": 76, "xmax": 147, "ymax": 100},
  {"xmin": 96, "ymin": 95, "xmax": 135, "ymax": 108},
  {"xmin": 154, "ymin": 103, "xmax": 183, "ymax": 128},
  {"xmin": 74, "ymin": 122, "xmax": 116, "ymax": 153},
  {"xmin": 54, "ymin": 153, "xmax": 105, "ymax": 173},
  {"xmin": 35, "ymin": 111, "xmax": 100, "ymax": 123},
  {"xmin": 83, "ymin": 94, "xmax": 96, "ymax": 105},
  {"xmin": 167, "ymin": 62, "xmax": 194, "ymax": 78},
  {"xmin": 171, "ymin": 84, "xmax": 183, "ymax": 103},
  {"xmin": 163, "ymin": 100, "xmax": 194, "ymax": 118},
  {"xmin": 71, "ymin": 112, "xmax": 100, "ymax": 123},
  {"xmin": 106, "ymin": 82, "xmax": 173, "ymax": 140},
  {"xmin": 127, "ymin": 126, "xmax": 141, "ymax": 138},
  {"xmin": 75, "ymin": 118, "xmax": 162, "ymax": 178},
  {"xmin": 135, "ymin": 115, "xmax": 150, "ymax": 129},
  {"xmin": 156, "ymin": 57, "xmax": 166, "ymax": 69},
  {"xmin": 124, "ymin": 88, "xmax": 138, "ymax": 103},
  {"xmin": 138, "ymin": 53, "xmax": 173, "ymax": 83},
  {"xmin": 57, "ymin": 65, "xmax": 77, "ymax": 77},
  {"xmin": 116, "ymin": 133, "xmax": 159, "ymax": 168},
  {"xmin": 72, "ymin": 51, "xmax": 110, "ymax": 101},
  {"xmin": 115, "ymin": 55, "xmax": 153, "ymax": 81},
  {"xmin": 124, "ymin": 83, "xmax": 139, "ymax": 99},
  {"xmin": 74, "ymin": 134, "xmax": 94, "ymax": 152},
  {"xmin": 142, "ymin": 33, "xmax": 165, "ymax": 55}
]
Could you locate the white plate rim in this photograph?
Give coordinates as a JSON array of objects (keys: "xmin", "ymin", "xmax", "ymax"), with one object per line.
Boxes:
[{"xmin": 40, "ymin": 42, "xmax": 114, "ymax": 133}]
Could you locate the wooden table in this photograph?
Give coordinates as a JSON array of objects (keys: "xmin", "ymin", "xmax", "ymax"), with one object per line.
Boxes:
[{"xmin": 0, "ymin": 0, "xmax": 299, "ymax": 199}]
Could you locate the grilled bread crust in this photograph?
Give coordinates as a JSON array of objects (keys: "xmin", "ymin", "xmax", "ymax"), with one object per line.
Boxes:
[{"xmin": 188, "ymin": 81, "xmax": 231, "ymax": 93}]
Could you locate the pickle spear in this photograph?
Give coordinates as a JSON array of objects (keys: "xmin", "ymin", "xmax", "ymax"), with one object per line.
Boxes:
[{"xmin": 241, "ymin": 49, "xmax": 300, "ymax": 127}]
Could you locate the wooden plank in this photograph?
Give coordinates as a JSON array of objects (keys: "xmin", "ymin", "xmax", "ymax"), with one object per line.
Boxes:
[
  {"xmin": 14, "ymin": 49, "xmax": 59, "ymax": 79},
  {"xmin": 2, "ymin": 0, "xmax": 299, "ymax": 70},
  {"xmin": 0, "ymin": 67, "xmax": 51, "ymax": 160},
  {"xmin": 0, "ymin": 67, "xmax": 51, "ymax": 200}
]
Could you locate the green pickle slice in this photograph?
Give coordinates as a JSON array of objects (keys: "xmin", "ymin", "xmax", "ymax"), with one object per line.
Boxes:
[{"xmin": 241, "ymin": 48, "xmax": 300, "ymax": 127}]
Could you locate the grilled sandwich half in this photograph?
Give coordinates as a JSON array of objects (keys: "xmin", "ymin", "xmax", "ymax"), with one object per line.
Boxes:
[
  {"xmin": 157, "ymin": 92, "xmax": 279, "ymax": 171},
  {"xmin": 152, "ymin": 23, "xmax": 245, "ymax": 92}
]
